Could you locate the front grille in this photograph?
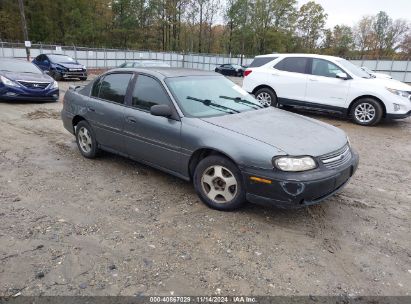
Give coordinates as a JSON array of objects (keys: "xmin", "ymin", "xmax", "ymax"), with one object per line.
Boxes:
[
  {"xmin": 320, "ymin": 144, "xmax": 352, "ymax": 169},
  {"xmin": 17, "ymin": 81, "xmax": 50, "ymax": 90}
]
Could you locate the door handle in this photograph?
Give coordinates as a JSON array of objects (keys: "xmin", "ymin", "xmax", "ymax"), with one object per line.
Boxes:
[
  {"xmin": 126, "ymin": 116, "xmax": 137, "ymax": 123},
  {"xmin": 87, "ymin": 106, "xmax": 95, "ymax": 112},
  {"xmin": 309, "ymin": 78, "xmax": 319, "ymax": 82}
]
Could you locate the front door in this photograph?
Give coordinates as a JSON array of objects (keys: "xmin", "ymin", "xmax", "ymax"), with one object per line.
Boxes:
[
  {"xmin": 305, "ymin": 58, "xmax": 351, "ymax": 109},
  {"xmin": 123, "ymin": 74, "xmax": 182, "ymax": 174}
]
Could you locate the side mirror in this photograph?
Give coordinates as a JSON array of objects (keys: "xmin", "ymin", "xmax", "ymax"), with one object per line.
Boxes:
[
  {"xmin": 336, "ymin": 72, "xmax": 349, "ymax": 80},
  {"xmin": 150, "ymin": 104, "xmax": 172, "ymax": 118},
  {"xmin": 44, "ymin": 70, "xmax": 50, "ymax": 75}
]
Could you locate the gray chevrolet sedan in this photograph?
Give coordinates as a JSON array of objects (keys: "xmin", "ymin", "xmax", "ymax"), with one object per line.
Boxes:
[{"xmin": 61, "ymin": 68, "xmax": 359, "ymax": 211}]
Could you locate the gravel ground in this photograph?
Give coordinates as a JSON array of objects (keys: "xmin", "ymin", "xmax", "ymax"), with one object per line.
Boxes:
[{"xmin": 0, "ymin": 76, "xmax": 410, "ymax": 297}]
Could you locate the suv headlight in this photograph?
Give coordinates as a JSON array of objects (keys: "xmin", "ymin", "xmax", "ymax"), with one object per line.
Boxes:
[
  {"xmin": 386, "ymin": 88, "xmax": 411, "ymax": 99},
  {"xmin": 273, "ymin": 156, "xmax": 317, "ymax": 172},
  {"xmin": 0, "ymin": 75, "xmax": 20, "ymax": 87}
]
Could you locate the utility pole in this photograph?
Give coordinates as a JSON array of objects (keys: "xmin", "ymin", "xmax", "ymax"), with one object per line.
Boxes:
[{"xmin": 18, "ymin": 0, "xmax": 30, "ymax": 61}]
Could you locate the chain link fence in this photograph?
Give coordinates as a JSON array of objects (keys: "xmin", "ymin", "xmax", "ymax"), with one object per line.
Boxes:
[{"xmin": 1, "ymin": 41, "xmax": 410, "ymax": 82}]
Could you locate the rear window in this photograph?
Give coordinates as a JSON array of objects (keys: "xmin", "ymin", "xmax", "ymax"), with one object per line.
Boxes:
[
  {"xmin": 274, "ymin": 57, "xmax": 308, "ymax": 74},
  {"xmin": 248, "ymin": 57, "xmax": 278, "ymax": 67}
]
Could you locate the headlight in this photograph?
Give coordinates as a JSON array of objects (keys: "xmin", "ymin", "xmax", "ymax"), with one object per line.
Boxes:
[
  {"xmin": 273, "ymin": 156, "xmax": 317, "ymax": 172},
  {"xmin": 50, "ymin": 80, "xmax": 58, "ymax": 89},
  {"xmin": 0, "ymin": 75, "xmax": 20, "ymax": 87},
  {"xmin": 386, "ymin": 88, "xmax": 411, "ymax": 99}
]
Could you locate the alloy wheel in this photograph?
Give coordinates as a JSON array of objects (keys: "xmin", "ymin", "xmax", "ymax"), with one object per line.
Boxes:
[
  {"xmin": 201, "ymin": 165, "xmax": 238, "ymax": 204},
  {"xmin": 354, "ymin": 103, "xmax": 376, "ymax": 123},
  {"xmin": 77, "ymin": 127, "xmax": 92, "ymax": 153},
  {"xmin": 256, "ymin": 92, "xmax": 272, "ymax": 107}
]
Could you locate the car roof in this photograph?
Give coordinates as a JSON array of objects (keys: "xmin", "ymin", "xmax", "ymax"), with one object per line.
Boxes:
[
  {"xmin": 107, "ymin": 67, "xmax": 219, "ymax": 79},
  {"xmin": 255, "ymin": 53, "xmax": 343, "ymax": 61}
]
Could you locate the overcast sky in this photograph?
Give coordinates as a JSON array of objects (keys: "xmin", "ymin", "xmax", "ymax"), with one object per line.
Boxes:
[{"xmin": 298, "ymin": 0, "xmax": 411, "ymax": 28}]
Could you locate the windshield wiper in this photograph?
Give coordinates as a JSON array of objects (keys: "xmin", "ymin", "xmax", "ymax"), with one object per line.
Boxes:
[
  {"xmin": 187, "ymin": 96, "xmax": 240, "ymax": 114},
  {"xmin": 219, "ymin": 95, "xmax": 262, "ymax": 109}
]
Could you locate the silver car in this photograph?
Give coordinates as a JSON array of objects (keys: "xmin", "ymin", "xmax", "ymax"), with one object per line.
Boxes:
[{"xmin": 61, "ymin": 68, "xmax": 359, "ymax": 211}]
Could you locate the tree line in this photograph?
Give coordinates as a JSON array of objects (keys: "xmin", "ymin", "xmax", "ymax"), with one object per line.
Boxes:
[{"xmin": 0, "ymin": 0, "xmax": 410, "ymax": 58}]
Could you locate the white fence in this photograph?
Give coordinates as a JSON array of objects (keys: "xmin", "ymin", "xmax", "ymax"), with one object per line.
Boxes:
[{"xmin": 1, "ymin": 42, "xmax": 410, "ymax": 82}]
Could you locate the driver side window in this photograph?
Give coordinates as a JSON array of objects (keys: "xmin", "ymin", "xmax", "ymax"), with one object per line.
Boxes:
[
  {"xmin": 131, "ymin": 75, "xmax": 171, "ymax": 111},
  {"xmin": 311, "ymin": 59, "xmax": 344, "ymax": 78}
]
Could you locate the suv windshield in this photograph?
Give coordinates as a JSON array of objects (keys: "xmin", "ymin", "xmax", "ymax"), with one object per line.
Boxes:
[
  {"xmin": 0, "ymin": 60, "xmax": 42, "ymax": 74},
  {"xmin": 336, "ymin": 59, "xmax": 371, "ymax": 78},
  {"xmin": 166, "ymin": 76, "xmax": 263, "ymax": 118},
  {"xmin": 48, "ymin": 54, "xmax": 76, "ymax": 63}
]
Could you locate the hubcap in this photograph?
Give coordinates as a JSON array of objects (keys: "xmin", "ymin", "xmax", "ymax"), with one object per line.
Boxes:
[
  {"xmin": 256, "ymin": 92, "xmax": 272, "ymax": 107},
  {"xmin": 201, "ymin": 165, "xmax": 238, "ymax": 204},
  {"xmin": 78, "ymin": 127, "xmax": 92, "ymax": 153},
  {"xmin": 354, "ymin": 103, "xmax": 376, "ymax": 123}
]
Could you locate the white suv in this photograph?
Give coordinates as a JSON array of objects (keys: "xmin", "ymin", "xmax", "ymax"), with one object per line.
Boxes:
[{"xmin": 242, "ymin": 54, "xmax": 411, "ymax": 126}]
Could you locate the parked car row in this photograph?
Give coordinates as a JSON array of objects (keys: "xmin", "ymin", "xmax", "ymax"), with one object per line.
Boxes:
[{"xmin": 242, "ymin": 54, "xmax": 411, "ymax": 126}]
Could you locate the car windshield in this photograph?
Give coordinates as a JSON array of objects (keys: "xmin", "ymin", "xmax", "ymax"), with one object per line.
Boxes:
[
  {"xmin": 231, "ymin": 64, "xmax": 242, "ymax": 69},
  {"xmin": 0, "ymin": 60, "xmax": 42, "ymax": 74},
  {"xmin": 166, "ymin": 76, "xmax": 263, "ymax": 118},
  {"xmin": 48, "ymin": 54, "xmax": 76, "ymax": 63},
  {"xmin": 336, "ymin": 59, "xmax": 372, "ymax": 78}
]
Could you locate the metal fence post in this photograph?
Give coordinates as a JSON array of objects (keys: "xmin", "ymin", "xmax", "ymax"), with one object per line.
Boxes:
[{"xmin": 403, "ymin": 59, "xmax": 409, "ymax": 83}]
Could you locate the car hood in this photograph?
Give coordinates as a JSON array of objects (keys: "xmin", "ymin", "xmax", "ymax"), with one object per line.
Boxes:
[
  {"xmin": 1, "ymin": 71, "xmax": 53, "ymax": 82},
  {"xmin": 54, "ymin": 62, "xmax": 84, "ymax": 69},
  {"xmin": 363, "ymin": 77, "xmax": 411, "ymax": 91},
  {"xmin": 200, "ymin": 108, "xmax": 348, "ymax": 157}
]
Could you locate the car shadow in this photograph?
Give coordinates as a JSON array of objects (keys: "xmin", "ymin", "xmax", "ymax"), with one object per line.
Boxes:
[
  {"xmin": 93, "ymin": 149, "xmax": 330, "ymax": 229},
  {"xmin": 283, "ymin": 106, "xmax": 409, "ymax": 129}
]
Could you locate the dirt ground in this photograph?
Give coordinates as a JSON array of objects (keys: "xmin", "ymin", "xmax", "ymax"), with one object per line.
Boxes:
[{"xmin": 0, "ymin": 76, "xmax": 410, "ymax": 297}]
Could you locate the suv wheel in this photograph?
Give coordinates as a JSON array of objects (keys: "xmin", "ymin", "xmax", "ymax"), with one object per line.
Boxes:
[
  {"xmin": 75, "ymin": 121, "xmax": 99, "ymax": 158},
  {"xmin": 350, "ymin": 98, "xmax": 383, "ymax": 126},
  {"xmin": 193, "ymin": 155, "xmax": 246, "ymax": 211},
  {"xmin": 255, "ymin": 88, "xmax": 278, "ymax": 107}
]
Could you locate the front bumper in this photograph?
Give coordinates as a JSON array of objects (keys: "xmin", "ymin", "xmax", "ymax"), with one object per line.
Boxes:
[
  {"xmin": 0, "ymin": 86, "xmax": 59, "ymax": 101},
  {"xmin": 242, "ymin": 149, "xmax": 359, "ymax": 209},
  {"xmin": 386, "ymin": 110, "xmax": 411, "ymax": 119},
  {"xmin": 59, "ymin": 70, "xmax": 87, "ymax": 79}
]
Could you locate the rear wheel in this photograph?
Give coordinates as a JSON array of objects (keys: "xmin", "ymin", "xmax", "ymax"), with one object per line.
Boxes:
[
  {"xmin": 193, "ymin": 155, "xmax": 246, "ymax": 211},
  {"xmin": 75, "ymin": 121, "xmax": 99, "ymax": 158},
  {"xmin": 254, "ymin": 88, "xmax": 278, "ymax": 107},
  {"xmin": 350, "ymin": 98, "xmax": 383, "ymax": 126}
]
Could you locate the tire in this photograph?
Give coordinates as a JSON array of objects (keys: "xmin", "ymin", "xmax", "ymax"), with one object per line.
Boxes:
[
  {"xmin": 350, "ymin": 98, "xmax": 383, "ymax": 126},
  {"xmin": 75, "ymin": 121, "xmax": 99, "ymax": 158},
  {"xmin": 254, "ymin": 88, "xmax": 278, "ymax": 107},
  {"xmin": 193, "ymin": 155, "xmax": 246, "ymax": 211},
  {"xmin": 80, "ymin": 77, "xmax": 88, "ymax": 81},
  {"xmin": 52, "ymin": 71, "xmax": 62, "ymax": 81}
]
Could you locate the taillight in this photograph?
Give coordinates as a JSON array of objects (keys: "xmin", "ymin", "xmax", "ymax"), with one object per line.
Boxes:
[{"xmin": 244, "ymin": 69, "xmax": 252, "ymax": 77}]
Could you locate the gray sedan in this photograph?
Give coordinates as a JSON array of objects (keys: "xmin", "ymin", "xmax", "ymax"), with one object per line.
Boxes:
[{"xmin": 61, "ymin": 68, "xmax": 359, "ymax": 211}]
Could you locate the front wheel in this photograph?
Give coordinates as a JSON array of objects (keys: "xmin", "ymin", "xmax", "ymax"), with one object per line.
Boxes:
[
  {"xmin": 350, "ymin": 98, "xmax": 383, "ymax": 126},
  {"xmin": 254, "ymin": 88, "xmax": 278, "ymax": 107},
  {"xmin": 52, "ymin": 71, "xmax": 62, "ymax": 81},
  {"xmin": 80, "ymin": 77, "xmax": 88, "ymax": 81},
  {"xmin": 193, "ymin": 155, "xmax": 246, "ymax": 211}
]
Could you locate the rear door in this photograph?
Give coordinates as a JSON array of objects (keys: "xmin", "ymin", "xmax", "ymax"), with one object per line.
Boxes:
[
  {"xmin": 305, "ymin": 58, "xmax": 351, "ymax": 109},
  {"xmin": 123, "ymin": 74, "xmax": 182, "ymax": 173},
  {"xmin": 271, "ymin": 57, "xmax": 309, "ymax": 104},
  {"xmin": 86, "ymin": 72, "xmax": 133, "ymax": 153}
]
